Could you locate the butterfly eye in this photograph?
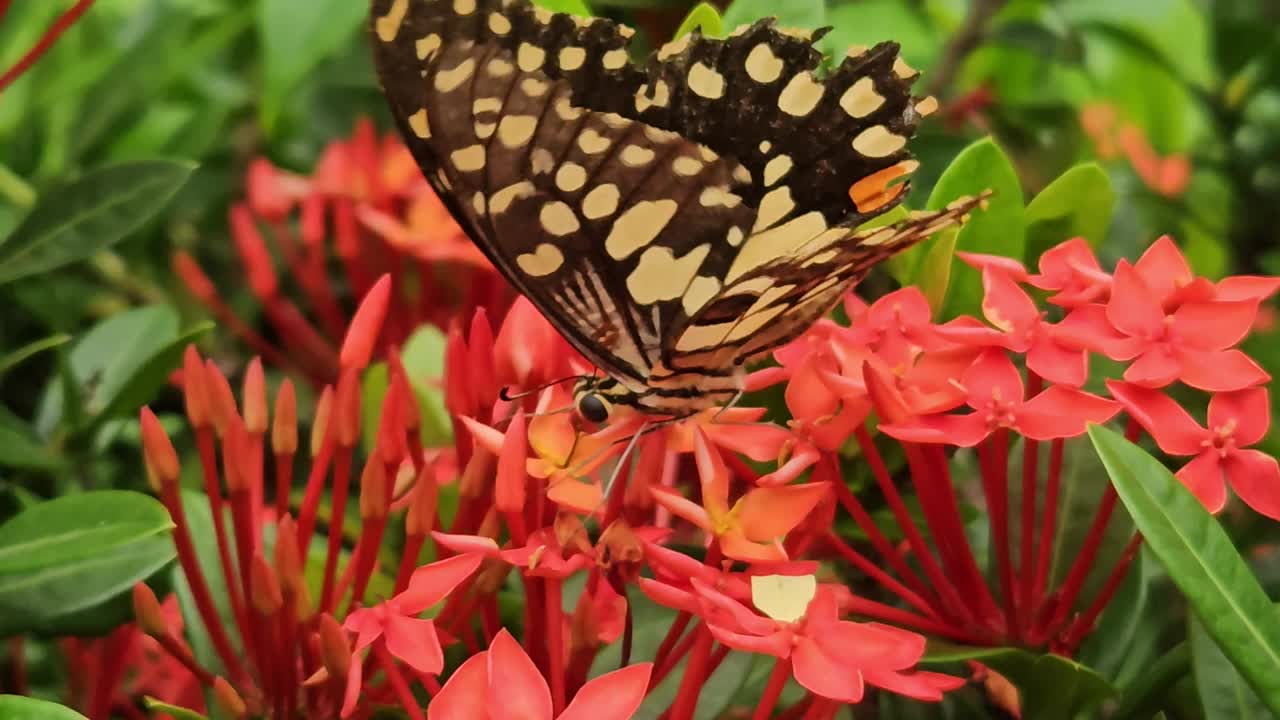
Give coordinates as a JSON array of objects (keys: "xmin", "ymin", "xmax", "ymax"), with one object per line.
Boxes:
[{"xmin": 578, "ymin": 393, "xmax": 610, "ymax": 423}]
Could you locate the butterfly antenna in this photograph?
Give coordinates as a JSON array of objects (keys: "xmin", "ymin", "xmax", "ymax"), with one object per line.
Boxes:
[
  {"xmin": 499, "ymin": 374, "xmax": 583, "ymax": 402},
  {"xmin": 593, "ymin": 421, "xmax": 652, "ymax": 520}
]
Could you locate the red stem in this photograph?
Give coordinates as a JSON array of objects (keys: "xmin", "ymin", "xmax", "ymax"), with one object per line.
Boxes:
[
  {"xmin": 651, "ymin": 611, "xmax": 691, "ymax": 677},
  {"xmin": 842, "ymin": 594, "xmax": 974, "ymax": 642},
  {"xmin": 753, "ymin": 659, "xmax": 792, "ymax": 720},
  {"xmin": 1019, "ymin": 373, "xmax": 1043, "ymax": 614},
  {"xmin": 1038, "ymin": 485, "xmax": 1119, "ymax": 640},
  {"xmin": 668, "ymin": 626, "xmax": 713, "ymax": 720},
  {"xmin": 1061, "ymin": 534, "xmax": 1143, "ymax": 653},
  {"xmin": 373, "ymin": 640, "xmax": 426, "ymax": 720},
  {"xmin": 196, "ymin": 431, "xmax": 248, "ymax": 643},
  {"xmin": 1032, "ymin": 439, "xmax": 1065, "ymax": 611},
  {"xmin": 296, "ymin": 439, "xmax": 335, "ymax": 550},
  {"xmin": 229, "ymin": 488, "xmax": 266, "ymax": 681},
  {"xmin": 85, "ymin": 626, "xmax": 133, "ymax": 720},
  {"xmin": 823, "ymin": 531, "xmax": 940, "ymax": 619},
  {"xmin": 651, "ymin": 623, "xmax": 699, "ymax": 688},
  {"xmin": 979, "ymin": 429, "xmax": 1020, "ymax": 641},
  {"xmin": 279, "ymin": 595, "xmax": 300, "ymax": 720},
  {"xmin": 545, "ymin": 578, "xmax": 567, "ymax": 714},
  {"xmin": 350, "ymin": 517, "xmax": 389, "ymax": 610},
  {"xmin": 275, "ymin": 451, "xmax": 295, "ymax": 522},
  {"xmin": 395, "ymin": 533, "xmax": 426, "ymax": 595},
  {"xmin": 319, "ymin": 448, "xmax": 354, "ymax": 613},
  {"xmin": 0, "ymin": 0, "xmax": 97, "ymax": 93},
  {"xmin": 155, "ymin": 630, "xmax": 217, "ymax": 687}
]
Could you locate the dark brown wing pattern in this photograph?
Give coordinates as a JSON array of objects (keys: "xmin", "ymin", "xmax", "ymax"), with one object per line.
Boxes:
[{"xmin": 369, "ymin": 0, "xmax": 980, "ymax": 399}]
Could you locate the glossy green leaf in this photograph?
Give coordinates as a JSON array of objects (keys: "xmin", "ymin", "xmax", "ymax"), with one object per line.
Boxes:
[
  {"xmin": 914, "ymin": 227, "xmax": 958, "ymax": 315},
  {"xmin": 361, "ymin": 362, "xmax": 391, "ymax": 455},
  {"xmin": 143, "ymin": 698, "xmax": 208, "ymax": 720},
  {"xmin": 0, "ymin": 333, "xmax": 71, "ymax": 379},
  {"xmin": 922, "ymin": 644, "xmax": 1114, "ymax": 718},
  {"xmin": 1078, "ymin": 548, "xmax": 1153, "ymax": 681},
  {"xmin": 0, "ymin": 696, "xmax": 89, "ymax": 720},
  {"xmin": 0, "ymin": 161, "xmax": 194, "ymax": 285},
  {"xmin": 401, "ymin": 325, "xmax": 454, "ymax": 446},
  {"xmin": 927, "ymin": 137, "xmax": 1025, "ymax": 319},
  {"xmin": 95, "ymin": 321, "xmax": 214, "ymax": 428},
  {"xmin": 0, "ymin": 490, "xmax": 172, "ymax": 575},
  {"xmin": 37, "ymin": 305, "xmax": 180, "ymax": 433},
  {"xmin": 257, "ymin": 0, "xmax": 368, "ymax": 132},
  {"xmin": 0, "ymin": 406, "xmax": 62, "ymax": 471},
  {"xmin": 1191, "ymin": 612, "xmax": 1270, "ymax": 719},
  {"xmin": 722, "ymin": 0, "xmax": 824, "ymax": 33},
  {"xmin": 823, "ymin": 1, "xmax": 939, "ymax": 68},
  {"xmin": 1111, "ymin": 642, "xmax": 1191, "ymax": 720},
  {"xmin": 1023, "ymin": 163, "xmax": 1115, "ymax": 260},
  {"xmin": 1088, "ymin": 424, "xmax": 1280, "ymax": 714},
  {"xmin": 674, "ymin": 3, "xmax": 724, "ymax": 39},
  {"xmin": 533, "ymin": 0, "xmax": 593, "ymax": 15},
  {"xmin": 1061, "ymin": 0, "xmax": 1213, "ymax": 88}
]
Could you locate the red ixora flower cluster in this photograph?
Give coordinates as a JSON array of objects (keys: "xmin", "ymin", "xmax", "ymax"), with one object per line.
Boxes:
[
  {"xmin": 174, "ymin": 119, "xmax": 510, "ymax": 386},
  {"xmin": 127, "ymin": 235, "xmax": 1278, "ymax": 719}
]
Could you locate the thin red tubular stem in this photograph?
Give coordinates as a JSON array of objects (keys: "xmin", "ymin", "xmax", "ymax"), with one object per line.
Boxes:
[
  {"xmin": 651, "ymin": 622, "xmax": 699, "ymax": 689},
  {"xmin": 296, "ymin": 440, "xmax": 335, "ymax": 549},
  {"xmin": 155, "ymin": 630, "xmax": 216, "ymax": 687},
  {"xmin": 545, "ymin": 579, "xmax": 567, "ymax": 714},
  {"xmin": 373, "ymin": 640, "xmax": 426, "ymax": 720},
  {"xmin": 668, "ymin": 626, "xmax": 713, "ymax": 720},
  {"xmin": 1019, "ymin": 372, "xmax": 1043, "ymax": 612},
  {"xmin": 979, "ymin": 430, "xmax": 1020, "ymax": 640},
  {"xmin": 1062, "ymin": 533, "xmax": 1143, "ymax": 653},
  {"xmin": 1038, "ymin": 485, "xmax": 1119, "ymax": 639},
  {"xmin": 278, "ymin": 598, "xmax": 300, "ymax": 720},
  {"xmin": 753, "ymin": 659, "xmax": 792, "ymax": 720},
  {"xmin": 319, "ymin": 448, "xmax": 354, "ymax": 613},
  {"xmin": 275, "ymin": 451, "xmax": 294, "ymax": 520},
  {"xmin": 247, "ymin": 433, "xmax": 266, "ymax": 540},
  {"xmin": 229, "ymin": 488, "xmax": 266, "ymax": 680},
  {"xmin": 86, "ymin": 627, "xmax": 133, "ymax": 720},
  {"xmin": 651, "ymin": 611, "xmax": 691, "ymax": 676},
  {"xmin": 843, "ymin": 435, "xmax": 935, "ymax": 599},
  {"xmin": 0, "ymin": 0, "xmax": 97, "ymax": 93},
  {"xmin": 1032, "ymin": 438, "xmax": 1065, "ymax": 610},
  {"xmin": 350, "ymin": 517, "xmax": 389, "ymax": 609},
  {"xmin": 823, "ymin": 530, "xmax": 941, "ymax": 619},
  {"xmin": 841, "ymin": 594, "xmax": 973, "ymax": 642},
  {"xmin": 395, "ymin": 533, "xmax": 426, "ymax": 595},
  {"xmin": 195, "ymin": 430, "xmax": 248, "ymax": 637}
]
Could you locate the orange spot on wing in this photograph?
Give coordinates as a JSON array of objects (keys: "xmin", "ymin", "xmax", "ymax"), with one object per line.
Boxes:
[{"xmin": 849, "ymin": 160, "xmax": 918, "ymax": 213}]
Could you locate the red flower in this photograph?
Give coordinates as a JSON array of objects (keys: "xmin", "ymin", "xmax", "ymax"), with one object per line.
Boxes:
[
  {"xmin": 1108, "ymin": 383, "xmax": 1280, "ymax": 519},
  {"xmin": 884, "ymin": 350, "xmax": 1120, "ymax": 446},
  {"xmin": 427, "ymin": 629, "xmax": 652, "ymax": 720},
  {"xmin": 693, "ymin": 576, "xmax": 962, "ymax": 703}
]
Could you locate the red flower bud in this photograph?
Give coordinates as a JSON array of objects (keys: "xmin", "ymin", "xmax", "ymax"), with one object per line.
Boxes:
[
  {"xmin": 273, "ymin": 378, "xmax": 298, "ymax": 456},
  {"xmin": 405, "ymin": 463, "xmax": 439, "ymax": 537},
  {"xmin": 181, "ymin": 345, "xmax": 212, "ymax": 430},
  {"xmin": 230, "ymin": 203, "xmax": 279, "ymax": 302},
  {"xmin": 212, "ymin": 677, "xmax": 247, "ymax": 720},
  {"xmin": 340, "ymin": 274, "xmax": 391, "ymax": 372},
  {"xmin": 131, "ymin": 583, "xmax": 168, "ymax": 637},
  {"xmin": 242, "ymin": 357, "xmax": 268, "ymax": 434},
  {"xmin": 139, "ymin": 408, "xmax": 179, "ymax": 489},
  {"xmin": 318, "ymin": 613, "xmax": 351, "ymax": 679},
  {"xmin": 334, "ymin": 371, "xmax": 361, "ymax": 449},
  {"xmin": 312, "ymin": 385, "xmax": 334, "ymax": 457},
  {"xmin": 250, "ymin": 554, "xmax": 284, "ymax": 615},
  {"xmin": 359, "ymin": 458, "xmax": 389, "ymax": 521},
  {"xmin": 495, "ymin": 412, "xmax": 528, "ymax": 514}
]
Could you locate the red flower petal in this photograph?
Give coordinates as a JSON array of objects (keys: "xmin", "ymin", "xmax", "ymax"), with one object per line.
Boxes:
[
  {"xmin": 706, "ymin": 622, "xmax": 793, "ymax": 657},
  {"xmin": 649, "ymin": 486, "xmax": 713, "ymax": 533},
  {"xmin": 719, "ymin": 528, "xmax": 788, "ymax": 563},
  {"xmin": 488, "ymin": 629, "xmax": 553, "ymax": 720},
  {"xmin": 340, "ymin": 274, "xmax": 391, "ymax": 372},
  {"xmin": 430, "ymin": 532, "xmax": 502, "ymax": 556},
  {"xmin": 1105, "ymin": 381, "xmax": 1206, "ymax": 455},
  {"xmin": 813, "ymin": 620, "xmax": 924, "ymax": 671},
  {"xmin": 1027, "ymin": 337, "xmax": 1088, "ymax": 387},
  {"xmin": 400, "ymin": 553, "xmax": 484, "ymax": 613},
  {"xmin": 495, "ymin": 411, "xmax": 529, "ymax": 514},
  {"xmin": 693, "ymin": 428, "xmax": 731, "ymax": 516},
  {"xmin": 1016, "ymin": 387, "xmax": 1120, "ymax": 441},
  {"xmin": 882, "ymin": 413, "xmax": 991, "ymax": 448},
  {"xmin": 384, "ymin": 615, "xmax": 443, "ymax": 675},
  {"xmin": 637, "ymin": 578, "xmax": 700, "ymax": 615},
  {"xmin": 1209, "ymin": 387, "xmax": 1270, "ymax": 447},
  {"xmin": 1108, "ymin": 262, "xmax": 1165, "ymax": 337},
  {"xmin": 1134, "ymin": 236, "xmax": 1193, "ymax": 304},
  {"xmin": 1173, "ymin": 300, "xmax": 1259, "ymax": 351},
  {"xmin": 792, "ymin": 637, "xmax": 865, "ymax": 703},
  {"xmin": 340, "ymin": 653, "xmax": 363, "ymax": 718},
  {"xmin": 737, "ymin": 483, "xmax": 830, "ymax": 542},
  {"xmin": 962, "ymin": 350, "xmax": 1024, "ymax": 407},
  {"xmin": 957, "ymin": 251, "xmax": 1030, "ymax": 278},
  {"xmin": 981, "ymin": 267, "xmax": 1039, "ymax": 332},
  {"xmin": 702, "ymin": 422, "xmax": 792, "ymax": 463},
  {"xmin": 559, "ymin": 663, "xmax": 653, "ymax": 720},
  {"xmin": 1176, "ymin": 348, "xmax": 1270, "ymax": 392},
  {"xmin": 344, "ymin": 607, "xmax": 384, "ymax": 652},
  {"xmin": 1123, "ymin": 348, "xmax": 1182, "ymax": 389},
  {"xmin": 863, "ymin": 668, "xmax": 965, "ymax": 702},
  {"xmin": 1216, "ymin": 275, "xmax": 1280, "ymax": 303},
  {"xmin": 428, "ymin": 651, "xmax": 489, "ymax": 720},
  {"xmin": 1176, "ymin": 452, "xmax": 1228, "ymax": 513},
  {"xmin": 1224, "ymin": 450, "xmax": 1280, "ymax": 521},
  {"xmin": 1055, "ymin": 304, "xmax": 1141, "ymax": 360}
]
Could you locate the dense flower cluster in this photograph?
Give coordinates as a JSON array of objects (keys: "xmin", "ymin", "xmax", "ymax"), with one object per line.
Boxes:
[{"xmin": 124, "ymin": 223, "xmax": 1279, "ymax": 718}]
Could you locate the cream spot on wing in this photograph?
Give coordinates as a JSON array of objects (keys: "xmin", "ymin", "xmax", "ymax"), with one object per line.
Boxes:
[
  {"xmin": 800, "ymin": 276, "xmax": 842, "ymax": 302},
  {"xmin": 846, "ymin": 44, "xmax": 869, "ymax": 58},
  {"xmin": 726, "ymin": 304, "xmax": 789, "ymax": 341},
  {"xmin": 375, "ymin": 0, "xmax": 408, "ymax": 41},
  {"xmin": 759, "ymin": 140, "xmax": 772, "ymax": 154},
  {"xmin": 521, "ymin": 78, "xmax": 549, "ymax": 97},
  {"xmin": 533, "ymin": 6, "xmax": 553, "ymax": 23},
  {"xmin": 699, "ymin": 187, "xmax": 742, "ymax": 208},
  {"xmin": 860, "ymin": 227, "xmax": 897, "ymax": 246},
  {"xmin": 689, "ymin": 62, "xmax": 726, "ymax": 99},
  {"xmin": 517, "ymin": 43, "xmax": 546, "ymax": 72},
  {"xmin": 453, "ymin": 0, "xmax": 476, "ymax": 14},
  {"xmin": 675, "ymin": 321, "xmax": 733, "ymax": 352},
  {"xmin": 555, "ymin": 98, "xmax": 583, "ymax": 121},
  {"xmin": 475, "ymin": 121, "xmax": 495, "ymax": 139},
  {"xmin": 733, "ymin": 164, "xmax": 752, "ymax": 184},
  {"xmin": 559, "ymin": 46, "xmax": 586, "ymax": 70},
  {"xmin": 753, "ymin": 186, "xmax": 795, "ymax": 231},
  {"xmin": 645, "ymin": 126, "xmax": 677, "ymax": 144},
  {"xmin": 577, "ymin": 129, "xmax": 610, "ymax": 154},
  {"xmin": 488, "ymin": 12, "xmax": 510, "ymax": 34},
  {"xmin": 435, "ymin": 57, "xmax": 476, "ymax": 92},
  {"xmin": 723, "ymin": 277, "xmax": 774, "ymax": 297},
  {"xmin": 497, "ymin": 115, "xmax": 537, "ymax": 148},
  {"xmin": 408, "ymin": 109, "xmax": 430, "ymax": 139},
  {"xmin": 487, "ymin": 57, "xmax": 514, "ymax": 76},
  {"xmin": 517, "ymin": 243, "xmax": 564, "ymax": 277},
  {"xmin": 555, "ymin": 162, "xmax": 587, "ymax": 192},
  {"xmin": 530, "ymin": 149, "xmax": 555, "ymax": 175},
  {"xmin": 473, "ymin": 97, "xmax": 502, "ymax": 114},
  {"xmin": 605, "ymin": 200, "xmax": 678, "ymax": 260},
  {"xmin": 798, "ymin": 227, "xmax": 848, "ymax": 254},
  {"xmin": 472, "ymin": 193, "xmax": 486, "ymax": 216},
  {"xmin": 802, "ymin": 249, "xmax": 840, "ymax": 267},
  {"xmin": 600, "ymin": 112, "xmax": 630, "ymax": 129},
  {"xmin": 602, "ymin": 49, "xmax": 628, "ymax": 70},
  {"xmin": 682, "ymin": 275, "xmax": 721, "ymax": 316},
  {"xmin": 852, "ymin": 125, "xmax": 906, "ymax": 157},
  {"xmin": 673, "ymin": 156, "xmax": 703, "ymax": 177},
  {"xmin": 778, "ymin": 73, "xmax": 824, "ymax": 116},
  {"xmin": 763, "ymin": 155, "xmax": 793, "ymax": 186},
  {"xmin": 450, "ymin": 145, "xmax": 486, "ymax": 172},
  {"xmin": 657, "ymin": 35, "xmax": 690, "ymax": 61},
  {"xmin": 634, "ymin": 80, "xmax": 671, "ymax": 112},
  {"xmin": 416, "ymin": 34, "xmax": 442, "ymax": 60},
  {"xmin": 893, "ymin": 57, "xmax": 918, "ymax": 78},
  {"xmin": 540, "ymin": 201, "xmax": 581, "ymax": 236},
  {"xmin": 726, "ymin": 226, "xmax": 744, "ymax": 247},
  {"xmin": 840, "ymin": 77, "xmax": 884, "ymax": 118},
  {"xmin": 745, "ymin": 43, "xmax": 784, "ymax": 83},
  {"xmin": 582, "ymin": 184, "xmax": 620, "ymax": 219},
  {"xmin": 915, "ymin": 96, "xmax": 939, "ymax": 117},
  {"xmin": 621, "ymin": 145, "xmax": 655, "ymax": 167},
  {"xmin": 490, "ymin": 181, "xmax": 535, "ymax": 214},
  {"xmin": 626, "ymin": 244, "xmax": 711, "ymax": 305},
  {"xmin": 728, "ymin": 211, "xmax": 827, "ymax": 282}
]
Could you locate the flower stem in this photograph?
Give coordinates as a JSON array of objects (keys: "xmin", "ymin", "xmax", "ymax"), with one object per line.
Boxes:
[
  {"xmin": 275, "ymin": 450, "xmax": 295, "ymax": 521},
  {"xmin": 979, "ymin": 429, "xmax": 1020, "ymax": 641},
  {"xmin": 753, "ymin": 659, "xmax": 792, "ymax": 720},
  {"xmin": 823, "ymin": 530, "xmax": 940, "ymax": 619},
  {"xmin": 319, "ymin": 447, "xmax": 354, "ymax": 613},
  {"xmin": 1032, "ymin": 438, "xmax": 1065, "ymax": 611},
  {"xmin": 1019, "ymin": 372, "xmax": 1043, "ymax": 614},
  {"xmin": 651, "ymin": 611, "xmax": 691, "ymax": 678},
  {"xmin": 373, "ymin": 640, "xmax": 425, "ymax": 720},
  {"xmin": 86, "ymin": 626, "xmax": 133, "ymax": 720},
  {"xmin": 1038, "ymin": 485, "xmax": 1118, "ymax": 641},
  {"xmin": 545, "ymin": 578, "xmax": 567, "ymax": 714},
  {"xmin": 296, "ymin": 437, "xmax": 335, "ymax": 550},
  {"xmin": 668, "ymin": 626, "xmax": 713, "ymax": 720},
  {"xmin": 195, "ymin": 429, "xmax": 248, "ymax": 646},
  {"xmin": 0, "ymin": 0, "xmax": 97, "ymax": 93},
  {"xmin": 1061, "ymin": 533, "xmax": 1143, "ymax": 654}
]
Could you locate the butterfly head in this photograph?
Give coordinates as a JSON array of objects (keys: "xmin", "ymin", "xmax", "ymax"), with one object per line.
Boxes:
[{"xmin": 572, "ymin": 376, "xmax": 633, "ymax": 423}]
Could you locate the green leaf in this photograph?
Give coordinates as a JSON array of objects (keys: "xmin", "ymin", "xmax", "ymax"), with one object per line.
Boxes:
[
  {"xmin": 1023, "ymin": 163, "xmax": 1115, "ymax": 261},
  {"xmin": 361, "ymin": 362, "xmax": 391, "ymax": 456},
  {"xmin": 0, "ymin": 333, "xmax": 71, "ymax": 379},
  {"xmin": 722, "ymin": 0, "xmax": 823, "ymax": 33},
  {"xmin": 1061, "ymin": 0, "xmax": 1213, "ymax": 88},
  {"xmin": 674, "ymin": 3, "xmax": 724, "ymax": 39},
  {"xmin": 143, "ymin": 698, "xmax": 208, "ymax": 720},
  {"xmin": 927, "ymin": 137, "xmax": 1025, "ymax": 319},
  {"xmin": 401, "ymin": 325, "xmax": 454, "ymax": 446},
  {"xmin": 1088, "ymin": 424, "xmax": 1280, "ymax": 714},
  {"xmin": 37, "ymin": 305, "xmax": 180, "ymax": 433},
  {"xmin": 823, "ymin": 1, "xmax": 939, "ymax": 68},
  {"xmin": 1110, "ymin": 642, "xmax": 1191, "ymax": 720},
  {"xmin": 0, "ymin": 696, "xmax": 89, "ymax": 720},
  {"xmin": 0, "ymin": 406, "xmax": 63, "ymax": 471},
  {"xmin": 922, "ymin": 644, "xmax": 1114, "ymax": 718},
  {"xmin": 1191, "ymin": 611, "xmax": 1270, "ymax": 719},
  {"xmin": 257, "ymin": 0, "xmax": 369, "ymax": 133},
  {"xmin": 93, "ymin": 321, "xmax": 214, "ymax": 428},
  {"xmin": 914, "ymin": 227, "xmax": 958, "ymax": 315},
  {"xmin": 0, "ymin": 161, "xmax": 194, "ymax": 286},
  {"xmin": 0, "ymin": 490, "xmax": 172, "ymax": 575},
  {"xmin": 533, "ymin": 0, "xmax": 593, "ymax": 15}
]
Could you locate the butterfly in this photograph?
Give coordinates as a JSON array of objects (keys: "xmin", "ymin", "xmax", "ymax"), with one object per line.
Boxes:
[{"xmin": 370, "ymin": 0, "xmax": 987, "ymax": 421}]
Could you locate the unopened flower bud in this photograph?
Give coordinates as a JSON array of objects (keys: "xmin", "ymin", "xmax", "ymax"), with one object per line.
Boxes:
[
  {"xmin": 139, "ymin": 408, "xmax": 180, "ymax": 489},
  {"xmin": 212, "ymin": 677, "xmax": 247, "ymax": 719},
  {"xmin": 273, "ymin": 378, "xmax": 298, "ymax": 456},
  {"xmin": 318, "ymin": 613, "xmax": 351, "ymax": 679},
  {"xmin": 131, "ymin": 583, "xmax": 168, "ymax": 637},
  {"xmin": 405, "ymin": 464, "xmax": 439, "ymax": 536},
  {"xmin": 181, "ymin": 346, "xmax": 212, "ymax": 430},
  {"xmin": 334, "ymin": 371, "xmax": 361, "ymax": 448},
  {"xmin": 250, "ymin": 554, "xmax": 284, "ymax": 615},
  {"xmin": 204, "ymin": 360, "xmax": 240, "ymax": 439},
  {"xmin": 340, "ymin": 274, "xmax": 391, "ymax": 372},
  {"xmin": 242, "ymin": 357, "xmax": 268, "ymax": 434},
  {"xmin": 359, "ymin": 458, "xmax": 388, "ymax": 521},
  {"xmin": 312, "ymin": 385, "xmax": 334, "ymax": 457}
]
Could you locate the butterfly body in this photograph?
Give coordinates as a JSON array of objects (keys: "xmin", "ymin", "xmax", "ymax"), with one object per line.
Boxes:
[{"xmin": 370, "ymin": 0, "xmax": 986, "ymax": 418}]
